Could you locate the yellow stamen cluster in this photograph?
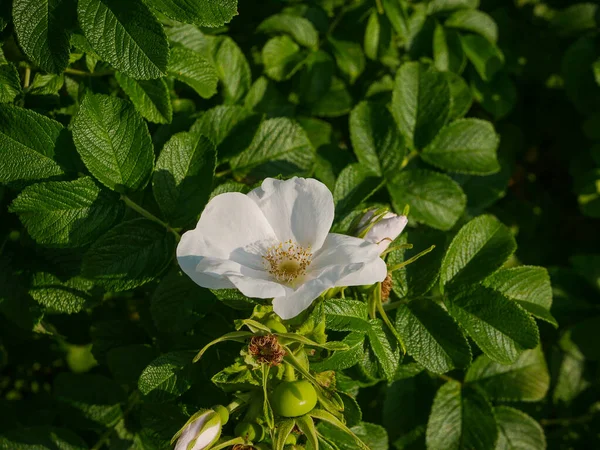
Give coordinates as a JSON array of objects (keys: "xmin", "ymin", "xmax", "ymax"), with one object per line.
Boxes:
[{"xmin": 263, "ymin": 239, "xmax": 312, "ymax": 284}]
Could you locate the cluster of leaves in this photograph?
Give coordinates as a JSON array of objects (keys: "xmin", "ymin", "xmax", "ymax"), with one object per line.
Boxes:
[{"xmin": 1, "ymin": 0, "xmax": 599, "ymax": 449}]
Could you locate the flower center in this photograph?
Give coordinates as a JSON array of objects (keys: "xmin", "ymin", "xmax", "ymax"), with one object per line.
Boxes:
[{"xmin": 263, "ymin": 240, "xmax": 312, "ymax": 284}]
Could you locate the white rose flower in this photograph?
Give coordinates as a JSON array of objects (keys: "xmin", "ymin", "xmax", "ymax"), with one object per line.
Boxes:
[
  {"xmin": 177, "ymin": 177, "xmax": 387, "ymax": 319},
  {"xmin": 173, "ymin": 410, "xmax": 222, "ymax": 450},
  {"xmin": 357, "ymin": 209, "xmax": 408, "ymax": 253}
]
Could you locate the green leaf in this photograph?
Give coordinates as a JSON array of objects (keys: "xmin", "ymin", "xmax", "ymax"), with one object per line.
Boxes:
[
  {"xmin": 0, "ymin": 63, "xmax": 22, "ymax": 103},
  {"xmin": 328, "ymin": 37, "xmax": 366, "ymax": 85},
  {"xmin": 82, "ymin": 218, "xmax": 176, "ymax": 291},
  {"xmin": 72, "ymin": 94, "xmax": 155, "ymax": 192},
  {"xmin": 78, "ymin": 0, "xmax": 169, "ymax": 79},
  {"xmin": 426, "ymin": 381, "xmax": 497, "ymax": 450},
  {"xmin": 28, "ymin": 73, "xmax": 65, "ymax": 96},
  {"xmin": 311, "ymin": 332, "xmax": 365, "ymax": 372},
  {"xmin": 318, "ymin": 422, "xmax": 389, "ymax": 450},
  {"xmin": 445, "ymin": 9, "xmax": 498, "ymax": 43},
  {"xmin": 107, "ymin": 344, "xmax": 158, "ymax": 384},
  {"xmin": 10, "ymin": 177, "xmax": 124, "ymax": 247},
  {"xmin": 152, "ymin": 131, "xmax": 216, "ymax": 227},
  {"xmin": 115, "ymin": 72, "xmax": 172, "ymax": 124},
  {"xmin": 334, "ymin": 163, "xmax": 382, "ymax": 214},
  {"xmin": 471, "ymin": 71, "xmax": 517, "ymax": 120},
  {"xmin": 214, "ymin": 37, "xmax": 251, "ymax": 104},
  {"xmin": 151, "ymin": 269, "xmax": 215, "ymax": 333},
  {"xmin": 388, "ymin": 169, "xmax": 466, "ymax": 231},
  {"xmin": 168, "ymin": 46, "xmax": 218, "ymax": 98},
  {"xmin": 391, "ymin": 62, "xmax": 451, "ymax": 149},
  {"xmin": 0, "ymin": 105, "xmax": 65, "ymax": 185},
  {"xmin": 550, "ymin": 3, "xmax": 598, "ymax": 37},
  {"xmin": 349, "ymin": 101, "xmax": 405, "ymax": 178},
  {"xmin": 54, "ymin": 373, "xmax": 125, "ymax": 428},
  {"xmin": 395, "ymin": 298, "xmax": 471, "ymax": 374},
  {"xmin": 258, "ymin": 13, "xmax": 319, "ymax": 49},
  {"xmin": 29, "ymin": 272, "xmax": 93, "ymax": 314},
  {"xmin": 262, "ymin": 35, "xmax": 306, "ymax": 82},
  {"xmin": 364, "ymin": 10, "xmax": 393, "ymax": 61},
  {"xmin": 433, "ymin": 25, "xmax": 466, "ymax": 73},
  {"xmin": 422, "ymin": 119, "xmax": 500, "ymax": 175},
  {"xmin": 428, "ymin": 0, "xmax": 480, "ymax": 14},
  {"xmin": 382, "ymin": 0, "xmax": 409, "ymax": 39},
  {"xmin": 461, "ymin": 34, "xmax": 504, "ymax": 82},
  {"xmin": 310, "ymin": 76, "xmax": 353, "ymax": 118},
  {"xmin": 441, "ymin": 215, "xmax": 516, "ymax": 288},
  {"xmin": 296, "ymin": 415, "xmax": 319, "ymax": 450},
  {"xmin": 0, "ymin": 426, "xmax": 87, "ymax": 450},
  {"xmin": 494, "ymin": 406, "xmax": 546, "ymax": 450},
  {"xmin": 324, "ymin": 299, "xmax": 370, "ymax": 332},
  {"xmin": 446, "ymin": 72, "xmax": 473, "ymax": 120},
  {"xmin": 483, "ymin": 266, "xmax": 557, "ymax": 327},
  {"xmin": 138, "ymin": 351, "xmax": 194, "ymax": 403},
  {"xmin": 297, "ymin": 50, "xmax": 334, "ymax": 105},
  {"xmin": 367, "ymin": 319, "xmax": 400, "ymax": 380},
  {"xmin": 146, "ymin": 0, "xmax": 237, "ymax": 27},
  {"xmin": 553, "ymin": 332, "xmax": 588, "ymax": 404},
  {"xmin": 166, "ymin": 23, "xmax": 215, "ymax": 56},
  {"xmin": 447, "ymin": 285, "xmax": 539, "ymax": 364},
  {"xmin": 465, "ymin": 348, "xmax": 550, "ymax": 402},
  {"xmin": 13, "ymin": 0, "xmax": 74, "ymax": 74},
  {"xmin": 230, "ymin": 117, "xmax": 314, "ymax": 177}
]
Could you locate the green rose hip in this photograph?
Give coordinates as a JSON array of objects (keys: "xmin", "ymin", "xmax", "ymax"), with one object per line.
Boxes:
[{"xmin": 271, "ymin": 380, "xmax": 318, "ymax": 417}]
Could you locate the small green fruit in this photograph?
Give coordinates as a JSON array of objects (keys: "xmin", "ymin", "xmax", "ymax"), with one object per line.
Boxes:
[
  {"xmin": 212, "ymin": 405, "xmax": 229, "ymax": 425},
  {"xmin": 235, "ymin": 421, "xmax": 264, "ymax": 441},
  {"xmin": 271, "ymin": 380, "xmax": 318, "ymax": 417}
]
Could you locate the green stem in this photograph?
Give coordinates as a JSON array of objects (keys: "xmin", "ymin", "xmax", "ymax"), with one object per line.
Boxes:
[
  {"xmin": 400, "ymin": 150, "xmax": 419, "ymax": 169},
  {"xmin": 23, "ymin": 67, "xmax": 31, "ymax": 88},
  {"xmin": 374, "ymin": 283, "xmax": 407, "ymax": 354},
  {"xmin": 375, "ymin": 0, "xmax": 384, "ymax": 14},
  {"xmin": 120, "ymin": 195, "xmax": 180, "ymax": 240},
  {"xmin": 540, "ymin": 414, "xmax": 595, "ymax": 427},
  {"xmin": 215, "ymin": 167, "xmax": 232, "ymax": 178},
  {"xmin": 284, "ymin": 362, "xmax": 297, "ymax": 382},
  {"xmin": 65, "ymin": 67, "xmax": 113, "ymax": 77}
]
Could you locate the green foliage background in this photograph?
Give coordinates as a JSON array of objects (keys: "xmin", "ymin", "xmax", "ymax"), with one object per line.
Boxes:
[{"xmin": 1, "ymin": 0, "xmax": 599, "ymax": 449}]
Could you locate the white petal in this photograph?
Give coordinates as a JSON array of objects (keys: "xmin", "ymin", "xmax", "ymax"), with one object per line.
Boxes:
[
  {"xmin": 175, "ymin": 412, "xmax": 220, "ymax": 450},
  {"xmin": 273, "ymin": 234, "xmax": 387, "ymax": 319},
  {"xmin": 192, "ymin": 423, "xmax": 221, "ymax": 450},
  {"xmin": 363, "ymin": 213, "xmax": 408, "ymax": 252},
  {"xmin": 248, "ymin": 178, "xmax": 334, "ymax": 251},
  {"xmin": 177, "ymin": 192, "xmax": 277, "ymax": 289}
]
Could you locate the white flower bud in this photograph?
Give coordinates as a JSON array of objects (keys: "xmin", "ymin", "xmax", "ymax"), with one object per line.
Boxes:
[
  {"xmin": 173, "ymin": 410, "xmax": 222, "ymax": 450},
  {"xmin": 358, "ymin": 209, "xmax": 408, "ymax": 253}
]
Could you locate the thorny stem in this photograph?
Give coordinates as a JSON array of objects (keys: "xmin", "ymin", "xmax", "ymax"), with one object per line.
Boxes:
[{"xmin": 120, "ymin": 195, "xmax": 181, "ymax": 240}]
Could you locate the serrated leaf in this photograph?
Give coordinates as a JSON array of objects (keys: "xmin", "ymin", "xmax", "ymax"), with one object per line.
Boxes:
[
  {"xmin": 152, "ymin": 131, "xmax": 216, "ymax": 227},
  {"xmin": 422, "ymin": 119, "xmax": 500, "ymax": 175},
  {"xmin": 318, "ymin": 421, "xmax": 389, "ymax": 450},
  {"xmin": 441, "ymin": 215, "xmax": 516, "ymax": 288},
  {"xmin": 29, "ymin": 272, "xmax": 93, "ymax": 314},
  {"xmin": 395, "ymin": 298, "xmax": 471, "ymax": 374},
  {"xmin": 0, "ymin": 63, "xmax": 22, "ymax": 102},
  {"xmin": 13, "ymin": 0, "xmax": 74, "ymax": 74},
  {"xmin": 426, "ymin": 381, "xmax": 497, "ymax": 450},
  {"xmin": 553, "ymin": 332, "xmax": 588, "ymax": 404},
  {"xmin": 446, "ymin": 9, "xmax": 498, "ymax": 43},
  {"xmin": 10, "ymin": 177, "xmax": 124, "ymax": 247},
  {"xmin": 471, "ymin": 71, "xmax": 516, "ymax": 120},
  {"xmin": 54, "ymin": 373, "xmax": 125, "ymax": 428},
  {"xmin": 310, "ymin": 76, "xmax": 353, "ymax": 118},
  {"xmin": 78, "ymin": 0, "xmax": 169, "ymax": 79},
  {"xmin": 334, "ymin": 163, "xmax": 382, "ymax": 214},
  {"xmin": 245, "ymin": 76, "xmax": 296, "ymax": 117},
  {"xmin": 461, "ymin": 34, "xmax": 504, "ymax": 82},
  {"xmin": 324, "ymin": 299, "xmax": 370, "ymax": 332},
  {"xmin": 433, "ymin": 25, "xmax": 466, "ymax": 73},
  {"xmin": 72, "ymin": 94, "xmax": 155, "ymax": 192},
  {"xmin": 427, "ymin": 0, "xmax": 479, "ymax": 14},
  {"xmin": 382, "ymin": 0, "xmax": 409, "ymax": 39},
  {"xmin": 230, "ymin": 117, "xmax": 314, "ymax": 177},
  {"xmin": 465, "ymin": 348, "xmax": 550, "ymax": 402},
  {"xmin": 0, "ymin": 426, "xmax": 87, "ymax": 450},
  {"xmin": 166, "ymin": 23, "xmax": 216, "ymax": 57},
  {"xmin": 447, "ymin": 285, "xmax": 539, "ymax": 364},
  {"xmin": 151, "ymin": 269, "xmax": 216, "ymax": 333},
  {"xmin": 311, "ymin": 332, "xmax": 365, "ymax": 372},
  {"xmin": 115, "ymin": 73, "xmax": 172, "ymax": 124},
  {"xmin": 138, "ymin": 351, "xmax": 194, "ymax": 403},
  {"xmin": 263, "ymin": 35, "xmax": 306, "ymax": 82},
  {"xmin": 349, "ymin": 101, "xmax": 405, "ymax": 178},
  {"xmin": 147, "ymin": 0, "xmax": 237, "ymax": 27},
  {"xmin": 259, "ymin": 13, "xmax": 319, "ymax": 49},
  {"xmin": 364, "ymin": 10, "xmax": 393, "ymax": 62},
  {"xmin": 191, "ymin": 105, "xmax": 261, "ymax": 162},
  {"xmin": 368, "ymin": 319, "xmax": 400, "ymax": 380},
  {"xmin": 483, "ymin": 267, "xmax": 556, "ymax": 327},
  {"xmin": 328, "ymin": 37, "xmax": 365, "ymax": 85},
  {"xmin": 82, "ymin": 218, "xmax": 176, "ymax": 291},
  {"xmin": 214, "ymin": 37, "xmax": 251, "ymax": 104},
  {"xmin": 494, "ymin": 406, "xmax": 546, "ymax": 450},
  {"xmin": 28, "ymin": 73, "xmax": 65, "ymax": 96},
  {"xmin": 168, "ymin": 46, "xmax": 218, "ymax": 98},
  {"xmin": 297, "ymin": 50, "xmax": 334, "ymax": 105},
  {"xmin": 391, "ymin": 62, "xmax": 451, "ymax": 149},
  {"xmin": 0, "ymin": 105, "xmax": 65, "ymax": 185},
  {"xmin": 388, "ymin": 169, "xmax": 466, "ymax": 231}
]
